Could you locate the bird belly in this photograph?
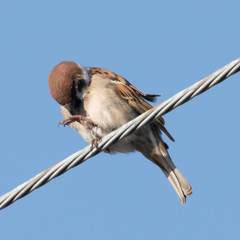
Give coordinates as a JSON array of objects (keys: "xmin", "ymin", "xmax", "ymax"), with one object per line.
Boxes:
[{"xmin": 83, "ymin": 76, "xmax": 139, "ymax": 153}]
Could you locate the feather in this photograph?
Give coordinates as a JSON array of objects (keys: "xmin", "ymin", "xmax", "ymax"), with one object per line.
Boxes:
[{"xmin": 90, "ymin": 67, "xmax": 174, "ymax": 142}]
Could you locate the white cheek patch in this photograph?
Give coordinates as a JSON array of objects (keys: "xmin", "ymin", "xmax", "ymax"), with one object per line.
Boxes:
[
  {"xmin": 75, "ymin": 64, "xmax": 92, "ymax": 100},
  {"xmin": 77, "ymin": 64, "xmax": 91, "ymax": 85}
]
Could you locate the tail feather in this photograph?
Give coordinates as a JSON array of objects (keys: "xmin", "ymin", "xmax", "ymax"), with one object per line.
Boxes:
[
  {"xmin": 174, "ymin": 168, "xmax": 192, "ymax": 196},
  {"xmin": 157, "ymin": 139, "xmax": 192, "ymax": 204},
  {"xmin": 165, "ymin": 170, "xmax": 187, "ymax": 204},
  {"xmin": 139, "ymin": 128, "xmax": 192, "ymax": 205},
  {"xmin": 158, "ymin": 162, "xmax": 190, "ymax": 205}
]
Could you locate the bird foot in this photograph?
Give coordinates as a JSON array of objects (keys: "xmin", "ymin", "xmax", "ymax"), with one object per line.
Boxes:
[
  {"xmin": 91, "ymin": 140, "xmax": 111, "ymax": 153},
  {"xmin": 91, "ymin": 139, "xmax": 101, "ymax": 151},
  {"xmin": 58, "ymin": 115, "xmax": 95, "ymax": 129}
]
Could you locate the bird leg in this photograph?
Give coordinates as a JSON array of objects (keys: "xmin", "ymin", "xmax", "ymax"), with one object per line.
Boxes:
[
  {"xmin": 91, "ymin": 139, "xmax": 111, "ymax": 154},
  {"xmin": 91, "ymin": 139, "xmax": 100, "ymax": 151},
  {"xmin": 58, "ymin": 115, "xmax": 95, "ymax": 129}
]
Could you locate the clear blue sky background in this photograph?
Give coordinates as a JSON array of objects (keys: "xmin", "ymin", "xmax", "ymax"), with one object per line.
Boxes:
[{"xmin": 0, "ymin": 1, "xmax": 240, "ymax": 239}]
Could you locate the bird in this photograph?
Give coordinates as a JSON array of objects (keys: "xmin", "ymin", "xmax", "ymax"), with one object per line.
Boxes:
[{"xmin": 48, "ymin": 61, "xmax": 192, "ymax": 204}]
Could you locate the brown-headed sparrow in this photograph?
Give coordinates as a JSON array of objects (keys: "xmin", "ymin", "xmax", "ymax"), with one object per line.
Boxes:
[{"xmin": 48, "ymin": 61, "xmax": 192, "ymax": 204}]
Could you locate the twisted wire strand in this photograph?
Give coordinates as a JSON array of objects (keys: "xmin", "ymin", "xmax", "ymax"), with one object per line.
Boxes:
[{"xmin": 0, "ymin": 58, "xmax": 239, "ymax": 210}]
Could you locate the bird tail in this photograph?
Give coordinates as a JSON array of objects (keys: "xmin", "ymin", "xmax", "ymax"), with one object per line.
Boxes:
[
  {"xmin": 139, "ymin": 130, "xmax": 192, "ymax": 205},
  {"xmin": 156, "ymin": 139, "xmax": 192, "ymax": 205}
]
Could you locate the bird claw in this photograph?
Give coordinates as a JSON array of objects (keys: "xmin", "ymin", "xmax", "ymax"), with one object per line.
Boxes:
[
  {"xmin": 90, "ymin": 139, "xmax": 111, "ymax": 153},
  {"xmin": 58, "ymin": 115, "xmax": 95, "ymax": 129},
  {"xmin": 91, "ymin": 139, "xmax": 100, "ymax": 151}
]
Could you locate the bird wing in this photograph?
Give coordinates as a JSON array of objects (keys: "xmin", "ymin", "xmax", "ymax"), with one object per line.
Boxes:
[{"xmin": 90, "ymin": 67, "xmax": 174, "ymax": 142}]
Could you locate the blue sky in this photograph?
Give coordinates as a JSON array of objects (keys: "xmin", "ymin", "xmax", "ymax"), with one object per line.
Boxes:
[{"xmin": 0, "ymin": 1, "xmax": 240, "ymax": 239}]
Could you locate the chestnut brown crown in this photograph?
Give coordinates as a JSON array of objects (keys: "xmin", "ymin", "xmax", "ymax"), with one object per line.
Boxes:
[{"xmin": 48, "ymin": 61, "xmax": 82, "ymax": 105}]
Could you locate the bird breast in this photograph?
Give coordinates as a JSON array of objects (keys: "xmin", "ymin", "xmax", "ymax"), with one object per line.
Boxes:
[{"xmin": 83, "ymin": 75, "xmax": 138, "ymax": 132}]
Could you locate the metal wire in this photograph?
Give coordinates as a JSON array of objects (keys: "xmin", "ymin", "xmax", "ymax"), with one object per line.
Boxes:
[{"xmin": 0, "ymin": 58, "xmax": 239, "ymax": 210}]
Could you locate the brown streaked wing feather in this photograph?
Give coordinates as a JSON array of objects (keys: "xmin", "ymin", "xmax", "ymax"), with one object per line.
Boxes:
[
  {"xmin": 90, "ymin": 67, "xmax": 174, "ymax": 141},
  {"xmin": 114, "ymin": 83, "xmax": 174, "ymax": 142},
  {"xmin": 90, "ymin": 68, "xmax": 161, "ymax": 102}
]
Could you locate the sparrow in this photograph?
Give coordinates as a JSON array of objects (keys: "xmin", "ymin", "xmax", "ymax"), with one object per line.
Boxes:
[{"xmin": 48, "ymin": 61, "xmax": 192, "ymax": 204}]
